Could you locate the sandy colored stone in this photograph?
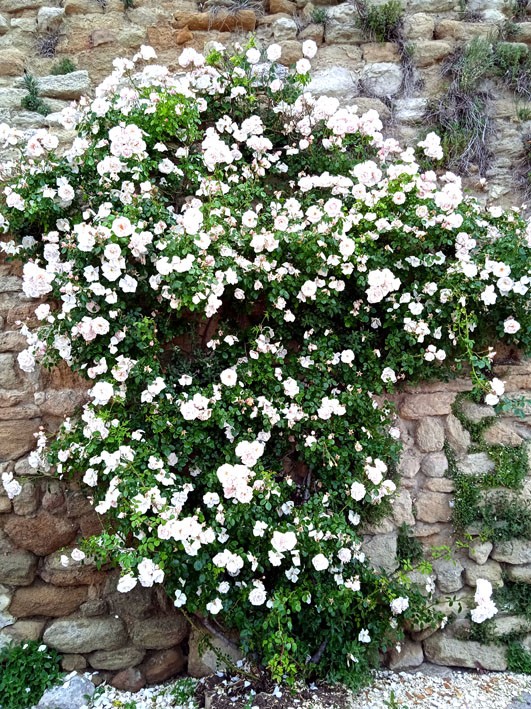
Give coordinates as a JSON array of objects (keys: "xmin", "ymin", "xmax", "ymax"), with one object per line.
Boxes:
[
  {"xmin": 362, "ymin": 42, "xmax": 400, "ymax": 63},
  {"xmin": 90, "ymin": 29, "xmax": 116, "ymax": 47},
  {"xmin": 0, "ymin": 331, "xmax": 27, "ymax": 352},
  {"xmin": 482, "ymin": 422, "xmax": 523, "ymax": 446},
  {"xmin": 1, "ymin": 619, "xmax": 45, "ymax": 643},
  {"xmin": 424, "ymin": 478, "xmax": 454, "ymax": 493},
  {"xmin": 174, "ymin": 9, "xmax": 256, "ymax": 32},
  {"xmin": 415, "ymin": 491, "xmax": 451, "ymax": 523},
  {"xmin": 3, "ymin": 513, "xmax": 77, "ymax": 556},
  {"xmin": 412, "ymin": 40, "xmax": 454, "ymax": 67},
  {"xmin": 468, "ymin": 539, "xmax": 493, "ymax": 565},
  {"xmin": 270, "ymin": 0, "xmax": 297, "ymax": 13},
  {"xmin": 506, "ymin": 564, "xmax": 531, "ymax": 584},
  {"xmin": 391, "ymin": 489, "xmax": 415, "ymax": 526},
  {"xmin": 445, "ymin": 413, "xmax": 471, "ymax": 456},
  {"xmin": 298, "ymin": 23, "xmax": 324, "ymax": 43},
  {"xmin": 0, "ymin": 49, "xmax": 25, "ymax": 77},
  {"xmin": 400, "ymin": 392, "xmax": 456, "ymax": 419},
  {"xmin": 278, "ymin": 40, "xmax": 303, "ymax": 66},
  {"xmin": 9, "ymin": 582, "xmax": 88, "ymax": 617},
  {"xmin": 416, "ymin": 417, "xmax": 445, "ymax": 452},
  {"xmin": 435, "ymin": 20, "xmax": 498, "ymax": 41},
  {"xmin": 403, "ymin": 12, "xmax": 434, "ymax": 40}
]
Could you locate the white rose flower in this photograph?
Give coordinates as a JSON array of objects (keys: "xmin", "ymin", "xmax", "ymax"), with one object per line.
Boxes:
[{"xmin": 312, "ymin": 554, "xmax": 329, "ymax": 571}]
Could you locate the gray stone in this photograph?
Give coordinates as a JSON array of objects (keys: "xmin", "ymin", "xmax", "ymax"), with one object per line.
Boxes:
[
  {"xmin": 416, "ymin": 417, "xmax": 445, "ymax": 452},
  {"xmin": 0, "ymin": 531, "xmax": 38, "ymax": 586},
  {"xmin": 433, "ymin": 558, "xmax": 464, "ymax": 593},
  {"xmin": 324, "ymin": 4, "xmax": 366, "ymax": 44},
  {"xmin": 36, "ymin": 6, "xmax": 65, "ymax": 32},
  {"xmin": 387, "ymin": 639, "xmax": 424, "ymax": 670},
  {"xmin": 424, "ymin": 478, "xmax": 454, "ymax": 492},
  {"xmin": 460, "ymin": 400, "xmax": 496, "ymax": 423},
  {"xmin": 463, "ymin": 559, "xmax": 503, "ymax": 588},
  {"xmin": 36, "ymin": 674, "xmax": 95, "ymax": 709},
  {"xmin": 128, "ymin": 614, "xmax": 189, "ymax": 650},
  {"xmin": 468, "ymin": 539, "xmax": 493, "ymax": 565},
  {"xmin": 394, "ymin": 98, "xmax": 427, "ymax": 123},
  {"xmin": 445, "ymin": 414, "xmax": 471, "ymax": 456},
  {"xmin": 491, "ymin": 615, "xmax": 531, "ymax": 637},
  {"xmin": 391, "ymin": 489, "xmax": 415, "ymax": 526},
  {"xmin": 415, "ymin": 491, "xmax": 452, "ymax": 523},
  {"xmin": 43, "ymin": 618, "xmax": 128, "ymax": 653},
  {"xmin": 88, "ymin": 646, "xmax": 146, "ymax": 671},
  {"xmin": 457, "ymin": 452, "xmax": 495, "ymax": 476},
  {"xmin": 0, "ymin": 14, "xmax": 9, "ymax": 35},
  {"xmin": 423, "ymin": 634, "xmax": 507, "ymax": 670},
  {"xmin": 12, "ymin": 480, "xmax": 40, "ymax": 516},
  {"xmin": 506, "ymin": 564, "xmax": 531, "ymax": 584},
  {"xmin": 307, "ymin": 67, "xmax": 357, "ymax": 97},
  {"xmin": 362, "ymin": 532, "xmax": 398, "ymax": 573},
  {"xmin": 492, "ymin": 540, "xmax": 531, "ymax": 565},
  {"xmin": 15, "ymin": 71, "xmax": 90, "ymax": 100},
  {"xmin": 399, "ymin": 449, "xmax": 422, "ymax": 478},
  {"xmin": 272, "ymin": 17, "xmax": 298, "ymax": 41},
  {"xmin": 361, "ymin": 62, "xmax": 403, "ymax": 98}
]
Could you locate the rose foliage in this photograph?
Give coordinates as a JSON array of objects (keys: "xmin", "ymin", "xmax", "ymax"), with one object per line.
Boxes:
[{"xmin": 1, "ymin": 41, "xmax": 530, "ymax": 688}]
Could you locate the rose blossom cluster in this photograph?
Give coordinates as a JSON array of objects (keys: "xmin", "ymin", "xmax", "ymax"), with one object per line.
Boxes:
[{"xmin": 0, "ymin": 40, "xmax": 529, "ymax": 687}]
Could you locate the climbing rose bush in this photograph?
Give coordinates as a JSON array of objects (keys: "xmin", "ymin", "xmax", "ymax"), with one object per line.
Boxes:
[{"xmin": 1, "ymin": 40, "xmax": 530, "ymax": 687}]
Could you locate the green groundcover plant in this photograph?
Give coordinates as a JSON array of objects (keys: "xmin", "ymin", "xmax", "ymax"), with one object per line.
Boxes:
[
  {"xmin": 0, "ymin": 641, "xmax": 62, "ymax": 709},
  {"xmin": 0, "ymin": 40, "xmax": 530, "ymax": 689}
]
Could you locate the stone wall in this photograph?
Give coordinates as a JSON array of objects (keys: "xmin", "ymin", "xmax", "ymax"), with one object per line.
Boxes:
[
  {"xmin": 1, "ymin": 0, "xmax": 531, "ymax": 686},
  {"xmin": 1, "ymin": 246, "xmax": 531, "ymax": 678}
]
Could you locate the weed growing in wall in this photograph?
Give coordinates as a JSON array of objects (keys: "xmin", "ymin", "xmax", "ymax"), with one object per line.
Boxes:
[{"xmin": 20, "ymin": 73, "xmax": 51, "ymax": 116}]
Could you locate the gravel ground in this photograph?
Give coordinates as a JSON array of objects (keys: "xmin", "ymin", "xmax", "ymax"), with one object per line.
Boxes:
[{"xmin": 84, "ymin": 666, "xmax": 531, "ymax": 709}]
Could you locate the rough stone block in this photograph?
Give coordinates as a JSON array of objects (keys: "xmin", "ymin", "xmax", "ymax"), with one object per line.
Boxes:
[
  {"xmin": 362, "ymin": 532, "xmax": 398, "ymax": 573},
  {"xmin": 9, "ymin": 582, "xmax": 88, "ymax": 618},
  {"xmin": 361, "ymin": 62, "xmax": 403, "ymax": 97},
  {"xmin": 41, "ymin": 551, "xmax": 108, "ymax": 587},
  {"xmin": 416, "ymin": 417, "xmax": 445, "ymax": 452},
  {"xmin": 403, "ymin": 12, "xmax": 435, "ymax": 40},
  {"xmin": 0, "ymin": 49, "xmax": 25, "ymax": 76},
  {"xmin": 88, "ymin": 646, "xmax": 146, "ymax": 671},
  {"xmin": 424, "ymin": 634, "xmax": 507, "ymax": 670},
  {"xmin": 468, "ymin": 540, "xmax": 493, "ymax": 566},
  {"xmin": 433, "ymin": 558, "xmax": 464, "ymax": 593},
  {"xmin": 400, "ymin": 393, "xmax": 456, "ymax": 419},
  {"xmin": 492, "ymin": 540, "xmax": 531, "ymax": 565},
  {"xmin": 141, "ymin": 647, "xmax": 186, "ymax": 683},
  {"xmin": 43, "ymin": 617, "xmax": 128, "ymax": 653},
  {"xmin": 457, "ymin": 452, "xmax": 495, "ymax": 476},
  {"xmin": 388, "ymin": 639, "xmax": 424, "ymax": 670},
  {"xmin": 463, "ymin": 559, "xmax": 503, "ymax": 588},
  {"xmin": 0, "ymin": 418, "xmax": 42, "ymax": 462},
  {"xmin": 128, "ymin": 614, "xmax": 189, "ymax": 650},
  {"xmin": 4, "ymin": 512, "xmax": 77, "ymax": 556},
  {"xmin": 506, "ymin": 564, "xmax": 531, "ymax": 584},
  {"xmin": 415, "ymin": 491, "xmax": 451, "ymax": 523},
  {"xmin": 420, "ymin": 452, "xmax": 448, "ymax": 478}
]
